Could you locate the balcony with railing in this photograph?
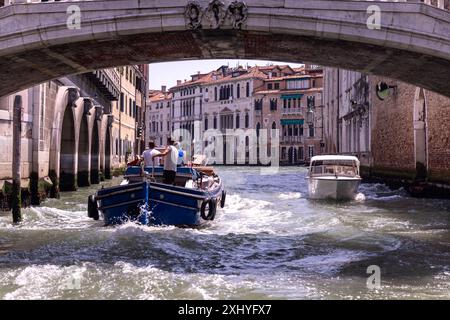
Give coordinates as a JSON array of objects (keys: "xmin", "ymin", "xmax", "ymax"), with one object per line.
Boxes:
[
  {"xmin": 281, "ymin": 136, "xmax": 304, "ymax": 144},
  {"xmin": 85, "ymin": 69, "xmax": 120, "ymax": 101},
  {"xmin": 282, "ymin": 107, "xmax": 303, "ymax": 115},
  {"xmin": 172, "ymin": 114, "xmax": 202, "ymax": 122}
]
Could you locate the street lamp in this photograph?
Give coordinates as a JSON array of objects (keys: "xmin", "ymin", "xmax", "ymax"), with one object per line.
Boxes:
[{"xmin": 375, "ymin": 82, "xmax": 397, "ymax": 101}]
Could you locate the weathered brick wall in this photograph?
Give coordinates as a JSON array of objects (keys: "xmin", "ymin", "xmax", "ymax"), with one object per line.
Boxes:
[
  {"xmin": 370, "ymin": 77, "xmax": 416, "ymax": 176},
  {"xmin": 424, "ymin": 90, "xmax": 450, "ymax": 183},
  {"xmin": 370, "ymin": 76, "xmax": 450, "ymax": 183}
]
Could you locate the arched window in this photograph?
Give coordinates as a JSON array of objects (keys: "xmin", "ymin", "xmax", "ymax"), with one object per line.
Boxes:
[
  {"xmin": 214, "ymin": 87, "xmax": 218, "ymax": 101},
  {"xmin": 237, "ymin": 83, "xmax": 240, "ymax": 99},
  {"xmin": 272, "ymin": 122, "xmax": 276, "ymax": 130},
  {"xmin": 204, "ymin": 117, "xmax": 209, "ymax": 130},
  {"xmin": 256, "ymin": 122, "xmax": 261, "ymax": 137},
  {"xmin": 236, "ymin": 114, "xmax": 240, "ymax": 129},
  {"xmin": 245, "ymin": 113, "xmax": 249, "ymax": 128},
  {"xmin": 246, "ymin": 82, "xmax": 250, "ymax": 97},
  {"xmin": 213, "ymin": 116, "xmax": 217, "ymax": 129}
]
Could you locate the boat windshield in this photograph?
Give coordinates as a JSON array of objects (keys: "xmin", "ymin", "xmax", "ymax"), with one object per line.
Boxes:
[{"xmin": 310, "ymin": 160, "xmax": 359, "ymax": 176}]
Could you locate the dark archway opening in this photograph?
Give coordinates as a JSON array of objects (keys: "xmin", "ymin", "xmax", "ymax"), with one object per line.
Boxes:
[
  {"xmin": 77, "ymin": 116, "xmax": 90, "ymax": 187},
  {"xmin": 59, "ymin": 107, "xmax": 76, "ymax": 191},
  {"xmin": 90, "ymin": 121, "xmax": 100, "ymax": 184}
]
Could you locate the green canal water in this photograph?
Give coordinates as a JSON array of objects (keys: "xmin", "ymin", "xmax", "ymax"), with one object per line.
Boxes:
[{"xmin": 0, "ymin": 167, "xmax": 449, "ymax": 299}]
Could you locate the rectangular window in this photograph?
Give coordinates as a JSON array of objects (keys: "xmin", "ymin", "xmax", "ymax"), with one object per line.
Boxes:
[
  {"xmin": 270, "ymin": 99, "xmax": 277, "ymax": 111},
  {"xmin": 246, "ymin": 82, "xmax": 250, "ymax": 97},
  {"xmin": 267, "ymin": 83, "xmax": 273, "ymax": 90},
  {"xmin": 308, "ymin": 146, "xmax": 314, "ymax": 158},
  {"xmin": 309, "ymin": 124, "xmax": 314, "ymax": 137},
  {"xmin": 274, "ymin": 83, "xmax": 280, "ymax": 90},
  {"xmin": 120, "ymin": 93, "xmax": 124, "ymax": 112},
  {"xmin": 287, "ymin": 79, "xmax": 310, "ymax": 90}
]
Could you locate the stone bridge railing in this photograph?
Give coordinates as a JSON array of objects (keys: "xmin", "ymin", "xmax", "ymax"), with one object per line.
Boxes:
[{"xmin": 1, "ymin": 0, "xmax": 449, "ymax": 10}]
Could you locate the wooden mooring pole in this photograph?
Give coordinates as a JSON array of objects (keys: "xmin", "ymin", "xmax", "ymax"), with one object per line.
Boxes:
[{"xmin": 12, "ymin": 95, "xmax": 22, "ymax": 224}]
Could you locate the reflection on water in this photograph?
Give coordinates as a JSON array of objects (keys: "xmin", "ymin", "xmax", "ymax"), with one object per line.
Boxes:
[{"xmin": 0, "ymin": 168, "xmax": 449, "ymax": 299}]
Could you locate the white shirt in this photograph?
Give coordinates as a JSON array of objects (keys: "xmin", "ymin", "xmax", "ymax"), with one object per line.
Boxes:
[
  {"xmin": 164, "ymin": 145, "xmax": 178, "ymax": 172},
  {"xmin": 142, "ymin": 148, "xmax": 160, "ymax": 167}
]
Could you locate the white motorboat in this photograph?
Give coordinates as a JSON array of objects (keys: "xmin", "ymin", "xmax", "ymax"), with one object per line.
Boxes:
[{"xmin": 307, "ymin": 155, "xmax": 362, "ymax": 200}]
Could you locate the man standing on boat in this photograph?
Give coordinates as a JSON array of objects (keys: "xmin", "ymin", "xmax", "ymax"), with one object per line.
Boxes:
[
  {"xmin": 142, "ymin": 141, "xmax": 161, "ymax": 168},
  {"xmin": 152, "ymin": 138, "xmax": 178, "ymax": 185}
]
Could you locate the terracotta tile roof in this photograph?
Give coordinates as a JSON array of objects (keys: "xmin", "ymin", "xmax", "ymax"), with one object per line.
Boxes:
[
  {"xmin": 202, "ymin": 66, "xmax": 267, "ymax": 86},
  {"xmin": 170, "ymin": 71, "xmax": 216, "ymax": 90},
  {"xmin": 149, "ymin": 92, "xmax": 172, "ymax": 102}
]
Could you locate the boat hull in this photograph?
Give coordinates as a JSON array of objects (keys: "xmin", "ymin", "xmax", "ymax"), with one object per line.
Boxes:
[
  {"xmin": 308, "ymin": 177, "xmax": 361, "ymax": 200},
  {"xmin": 147, "ymin": 181, "xmax": 223, "ymax": 227},
  {"xmin": 95, "ymin": 178, "xmax": 224, "ymax": 227}
]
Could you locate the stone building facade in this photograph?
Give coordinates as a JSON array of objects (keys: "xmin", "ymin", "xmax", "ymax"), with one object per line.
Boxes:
[
  {"xmin": 145, "ymin": 64, "xmax": 325, "ymax": 166},
  {"xmin": 322, "ymin": 69, "xmax": 371, "ymax": 167},
  {"xmin": 147, "ymin": 87, "xmax": 172, "ymax": 147},
  {"xmin": 201, "ymin": 66, "xmax": 266, "ymax": 165},
  {"xmin": 0, "ymin": 65, "xmax": 148, "ymax": 209},
  {"xmin": 111, "ymin": 65, "xmax": 148, "ymax": 168},
  {"xmin": 254, "ymin": 65, "xmax": 324, "ymax": 165}
]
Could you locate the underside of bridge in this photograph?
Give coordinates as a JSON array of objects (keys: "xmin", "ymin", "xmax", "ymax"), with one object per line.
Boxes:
[{"xmin": 0, "ymin": 30, "xmax": 449, "ymax": 98}]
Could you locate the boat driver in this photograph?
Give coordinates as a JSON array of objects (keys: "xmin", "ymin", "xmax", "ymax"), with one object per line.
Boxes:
[{"xmin": 152, "ymin": 137, "xmax": 178, "ymax": 185}]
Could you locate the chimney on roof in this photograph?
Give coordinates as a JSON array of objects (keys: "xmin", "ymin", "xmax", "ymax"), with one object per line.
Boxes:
[
  {"xmin": 161, "ymin": 85, "xmax": 166, "ymax": 92},
  {"xmin": 177, "ymin": 80, "xmax": 181, "ymax": 86}
]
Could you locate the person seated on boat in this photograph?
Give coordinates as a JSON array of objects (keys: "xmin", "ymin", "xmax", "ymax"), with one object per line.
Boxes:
[
  {"xmin": 127, "ymin": 155, "xmax": 142, "ymax": 167},
  {"xmin": 174, "ymin": 142, "xmax": 186, "ymax": 167},
  {"xmin": 152, "ymin": 137, "xmax": 178, "ymax": 185},
  {"xmin": 142, "ymin": 141, "xmax": 161, "ymax": 168}
]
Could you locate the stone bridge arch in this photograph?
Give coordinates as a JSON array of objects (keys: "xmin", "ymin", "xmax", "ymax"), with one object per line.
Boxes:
[
  {"xmin": 49, "ymin": 85, "xmax": 112, "ymax": 193},
  {"xmin": 0, "ymin": 0, "xmax": 449, "ymax": 97},
  {"xmin": 49, "ymin": 86, "xmax": 79, "ymax": 193}
]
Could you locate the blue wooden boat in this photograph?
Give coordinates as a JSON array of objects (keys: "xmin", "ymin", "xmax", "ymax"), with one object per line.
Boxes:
[{"xmin": 87, "ymin": 166, "xmax": 226, "ymax": 227}]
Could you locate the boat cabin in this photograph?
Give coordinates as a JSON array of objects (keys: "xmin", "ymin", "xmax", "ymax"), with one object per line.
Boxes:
[{"xmin": 309, "ymin": 156, "xmax": 360, "ymax": 177}]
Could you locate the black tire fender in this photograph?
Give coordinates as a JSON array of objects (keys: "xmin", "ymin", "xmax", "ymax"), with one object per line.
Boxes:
[
  {"xmin": 200, "ymin": 198, "xmax": 217, "ymax": 221},
  {"xmin": 220, "ymin": 190, "xmax": 226, "ymax": 208},
  {"xmin": 88, "ymin": 195, "xmax": 99, "ymax": 221}
]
